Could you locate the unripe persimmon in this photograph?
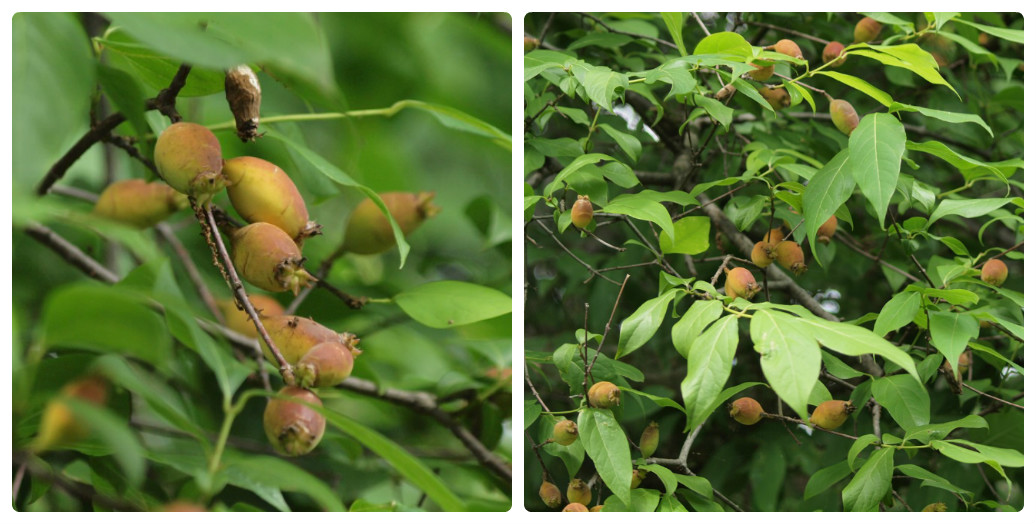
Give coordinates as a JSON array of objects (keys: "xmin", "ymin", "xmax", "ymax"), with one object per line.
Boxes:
[
  {"xmin": 822, "ymin": 41, "xmax": 847, "ymax": 67},
  {"xmin": 539, "ymin": 480, "xmax": 563, "ymax": 508},
  {"xmin": 159, "ymin": 501, "xmax": 207, "ymax": 512},
  {"xmin": 830, "ymin": 99, "xmax": 860, "ymax": 136},
  {"xmin": 854, "ymin": 17, "xmax": 883, "ymax": 44},
  {"xmin": 639, "ymin": 421, "xmax": 659, "ymax": 458},
  {"xmin": 921, "ymin": 502, "xmax": 947, "ymax": 512},
  {"xmin": 589, "ymin": 505, "xmax": 603, "ymax": 512},
  {"xmin": 774, "ymin": 240, "xmax": 807, "ymax": 275},
  {"xmin": 224, "ymin": 156, "xmax": 321, "ymax": 244},
  {"xmin": 552, "ymin": 419, "xmax": 578, "ymax": 446},
  {"xmin": 981, "ymin": 259, "xmax": 1008, "ymax": 287},
  {"xmin": 587, "ymin": 381, "xmax": 621, "ymax": 408},
  {"xmin": 93, "ymin": 179, "xmax": 188, "ymax": 228},
  {"xmin": 729, "ymin": 397, "xmax": 765, "ymax": 425},
  {"xmin": 567, "ymin": 479, "xmax": 592, "ymax": 506},
  {"xmin": 724, "ymin": 267, "xmax": 760, "ymax": 300},
  {"xmin": 230, "ymin": 222, "xmax": 316, "ymax": 295},
  {"xmin": 816, "ymin": 216, "xmax": 838, "ymax": 243},
  {"xmin": 570, "ymin": 195, "xmax": 594, "ymax": 229},
  {"xmin": 752, "ymin": 241, "xmax": 774, "ymax": 268},
  {"xmin": 263, "ymin": 386, "xmax": 325, "ymax": 456},
  {"xmin": 295, "ymin": 341, "xmax": 356, "ymax": 388},
  {"xmin": 809, "ymin": 400, "xmax": 855, "ymax": 429},
  {"xmin": 630, "ymin": 469, "xmax": 647, "ymax": 489},
  {"xmin": 773, "ymin": 39, "xmax": 803, "ymax": 60},
  {"xmin": 562, "ymin": 503, "xmax": 589, "ymax": 512},
  {"xmin": 747, "ymin": 60, "xmax": 774, "ymax": 81},
  {"xmin": 153, "ymin": 122, "xmax": 226, "ymax": 202},
  {"xmin": 344, "ymin": 192, "xmax": 440, "ymax": 255},
  {"xmin": 262, "ymin": 315, "xmax": 360, "ymax": 365}
]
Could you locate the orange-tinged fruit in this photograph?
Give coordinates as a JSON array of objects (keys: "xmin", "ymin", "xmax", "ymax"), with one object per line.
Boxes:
[
  {"xmin": 224, "ymin": 156, "xmax": 321, "ymax": 244},
  {"xmin": 729, "ymin": 397, "xmax": 765, "ymax": 425},
  {"xmin": 570, "ymin": 195, "xmax": 594, "ymax": 229},
  {"xmin": 231, "ymin": 222, "xmax": 316, "ymax": 295},
  {"xmin": 567, "ymin": 479, "xmax": 592, "ymax": 506},
  {"xmin": 981, "ymin": 258, "xmax": 1007, "ymax": 287},
  {"xmin": 639, "ymin": 421, "xmax": 659, "ymax": 458},
  {"xmin": 922, "ymin": 502, "xmax": 947, "ymax": 512},
  {"xmin": 816, "ymin": 216, "xmax": 838, "ymax": 243},
  {"xmin": 344, "ymin": 192, "xmax": 440, "ymax": 255},
  {"xmin": 774, "ymin": 39, "xmax": 803, "ymax": 59},
  {"xmin": 562, "ymin": 503, "xmax": 589, "ymax": 512},
  {"xmin": 822, "ymin": 41, "xmax": 846, "ymax": 67},
  {"xmin": 31, "ymin": 376, "xmax": 109, "ymax": 452},
  {"xmin": 93, "ymin": 179, "xmax": 187, "ymax": 228},
  {"xmin": 218, "ymin": 295, "xmax": 285, "ymax": 338},
  {"xmin": 752, "ymin": 241, "xmax": 774, "ymax": 268},
  {"xmin": 630, "ymin": 469, "xmax": 647, "ymax": 489},
  {"xmin": 295, "ymin": 341, "xmax": 356, "ymax": 388},
  {"xmin": 552, "ymin": 419, "xmax": 578, "ymax": 446},
  {"xmin": 262, "ymin": 315, "xmax": 359, "ymax": 365},
  {"xmin": 854, "ymin": 17, "xmax": 883, "ymax": 44},
  {"xmin": 762, "ymin": 227, "xmax": 784, "ymax": 246},
  {"xmin": 724, "ymin": 267, "xmax": 760, "ymax": 300},
  {"xmin": 775, "ymin": 240, "xmax": 807, "ymax": 275},
  {"xmin": 524, "ymin": 37, "xmax": 540, "ymax": 53},
  {"xmin": 159, "ymin": 501, "xmax": 207, "ymax": 512},
  {"xmin": 153, "ymin": 122, "xmax": 226, "ymax": 202},
  {"xmin": 760, "ymin": 86, "xmax": 790, "ymax": 110},
  {"xmin": 587, "ymin": 381, "xmax": 621, "ymax": 408},
  {"xmin": 263, "ymin": 386, "xmax": 326, "ymax": 456},
  {"xmin": 830, "ymin": 99, "xmax": 860, "ymax": 136},
  {"xmin": 747, "ymin": 60, "xmax": 774, "ymax": 81},
  {"xmin": 809, "ymin": 400, "xmax": 855, "ymax": 429},
  {"xmin": 539, "ymin": 480, "xmax": 563, "ymax": 509},
  {"xmin": 589, "ymin": 505, "xmax": 603, "ymax": 512}
]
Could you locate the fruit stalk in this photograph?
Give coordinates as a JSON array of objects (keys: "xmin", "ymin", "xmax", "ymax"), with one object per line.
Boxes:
[{"xmin": 199, "ymin": 203, "xmax": 295, "ymax": 387}]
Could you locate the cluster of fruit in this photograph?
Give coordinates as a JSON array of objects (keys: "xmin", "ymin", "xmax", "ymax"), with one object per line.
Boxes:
[
  {"xmin": 740, "ymin": 16, "xmax": 884, "ymax": 136},
  {"xmin": 728, "ymin": 396, "xmax": 855, "ymax": 430}
]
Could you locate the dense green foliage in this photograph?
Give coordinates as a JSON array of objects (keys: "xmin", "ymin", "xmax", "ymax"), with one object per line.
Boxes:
[
  {"xmin": 524, "ymin": 12, "xmax": 1022, "ymax": 512},
  {"xmin": 13, "ymin": 13, "xmax": 511, "ymax": 511}
]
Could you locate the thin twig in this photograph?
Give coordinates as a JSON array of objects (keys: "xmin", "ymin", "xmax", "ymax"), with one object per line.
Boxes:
[
  {"xmin": 533, "ymin": 219, "xmax": 620, "ymax": 285},
  {"xmin": 524, "ymin": 360, "xmax": 550, "ymax": 412},
  {"xmin": 578, "ymin": 12, "xmax": 678, "ymax": 50},
  {"xmin": 745, "ymin": 20, "xmax": 830, "ymax": 45},
  {"xmin": 155, "ymin": 223, "xmax": 224, "ymax": 323},
  {"xmin": 962, "ymin": 383, "xmax": 1024, "ymax": 410},
  {"xmin": 24, "ymin": 222, "xmax": 119, "ymax": 283},
  {"xmin": 285, "ymin": 240, "xmax": 349, "ymax": 315},
  {"xmin": 586, "ymin": 274, "xmax": 631, "ymax": 378},
  {"xmin": 835, "ymin": 231, "xmax": 920, "ymax": 283}
]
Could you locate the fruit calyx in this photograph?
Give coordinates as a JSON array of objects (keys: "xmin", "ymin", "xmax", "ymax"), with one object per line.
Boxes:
[
  {"xmin": 587, "ymin": 381, "xmax": 621, "ymax": 408},
  {"xmin": 263, "ymin": 386, "xmax": 326, "ymax": 456},
  {"xmin": 294, "ymin": 341, "xmax": 356, "ymax": 388},
  {"xmin": 552, "ymin": 419, "xmax": 579, "ymax": 446},
  {"xmin": 153, "ymin": 122, "xmax": 227, "ymax": 203},
  {"xmin": 230, "ymin": 222, "xmax": 317, "ymax": 295},
  {"xmin": 729, "ymin": 397, "xmax": 765, "ymax": 425}
]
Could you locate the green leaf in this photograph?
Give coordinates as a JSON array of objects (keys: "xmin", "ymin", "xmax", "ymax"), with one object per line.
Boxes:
[
  {"xmin": 600, "ymin": 192, "xmax": 676, "ymax": 240},
  {"xmin": 693, "ymin": 31, "xmax": 752, "ymax": 58},
  {"xmin": 903, "ymin": 415, "xmax": 988, "ymax": 444},
  {"xmin": 928, "ymin": 311, "xmax": 979, "ymax": 377},
  {"xmin": 63, "ymin": 399, "xmax": 146, "ymax": 488},
  {"xmin": 93, "ymin": 355, "xmax": 205, "ymax": 440},
  {"xmin": 579, "ymin": 65, "xmax": 628, "ymax": 111},
  {"xmin": 223, "ymin": 453, "xmax": 346, "ymax": 512},
  {"xmin": 905, "ymin": 140, "xmax": 1020, "ymax": 181},
  {"xmin": 890, "ymin": 102, "xmax": 993, "ymax": 137},
  {"xmin": 928, "ymin": 197, "xmax": 1015, "ymax": 226},
  {"xmin": 617, "ymin": 289, "xmax": 679, "ymax": 358},
  {"xmin": 848, "ymin": 113, "xmax": 906, "ymax": 229},
  {"xmin": 851, "ymin": 45, "xmax": 958, "ymax": 97},
  {"xmin": 597, "ymin": 123, "xmax": 642, "ymax": 163},
  {"xmin": 896, "ymin": 464, "xmax": 972, "ymax": 497},
  {"xmin": 97, "ymin": 30, "xmax": 225, "ymax": 97},
  {"xmin": 620, "ymin": 387, "xmax": 685, "ymax": 414},
  {"xmin": 639, "ymin": 464, "xmax": 679, "ymax": 494},
  {"xmin": 872, "ymin": 375, "xmax": 930, "ymax": 428},
  {"xmin": 578, "ymin": 408, "xmax": 633, "ymax": 506},
  {"xmin": 803, "ymin": 150, "xmax": 854, "ymax": 262},
  {"xmin": 265, "ymin": 128, "xmax": 412, "ymax": 267},
  {"xmin": 910, "ymin": 286, "xmax": 978, "ymax": 307},
  {"xmin": 848, "ymin": 435, "xmax": 880, "ymax": 472},
  {"xmin": 660, "ymin": 13, "xmax": 687, "ymax": 56},
  {"xmin": 842, "ymin": 448, "xmax": 894, "ymax": 511},
  {"xmin": 692, "ymin": 94, "xmax": 734, "ymax": 130},
  {"xmin": 385, "ymin": 100, "xmax": 511, "ymax": 149},
  {"xmin": 942, "ymin": 439, "xmax": 1023, "ymax": 468},
  {"xmin": 320, "ymin": 407, "xmax": 464, "ymax": 511},
  {"xmin": 524, "ymin": 400, "xmax": 543, "ymax": 431},
  {"xmin": 544, "ymin": 153, "xmax": 632, "ymax": 196},
  {"xmin": 873, "ymin": 291, "xmax": 921, "ymax": 337},
  {"xmin": 804, "ymin": 460, "xmax": 851, "ymax": 499},
  {"xmin": 794, "ymin": 315, "xmax": 921, "ymax": 384},
  {"xmin": 952, "ymin": 18, "xmax": 1024, "ymax": 44},
  {"xmin": 659, "ymin": 216, "xmax": 711, "ymax": 255},
  {"xmin": 394, "ymin": 280, "xmax": 511, "ymax": 329},
  {"xmin": 672, "ymin": 299, "xmax": 723, "ymax": 359},
  {"xmin": 750, "ymin": 311, "xmax": 820, "ymax": 420},
  {"xmin": 815, "ymin": 71, "xmax": 893, "ymax": 106},
  {"xmin": 658, "ymin": 494, "xmax": 689, "ymax": 511},
  {"xmin": 682, "ymin": 315, "xmax": 739, "ymax": 430}
]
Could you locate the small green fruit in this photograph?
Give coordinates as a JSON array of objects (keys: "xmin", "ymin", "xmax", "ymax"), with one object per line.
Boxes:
[
  {"xmin": 981, "ymin": 259, "xmax": 1007, "ymax": 287},
  {"xmin": 570, "ymin": 195, "xmax": 594, "ymax": 229},
  {"xmin": 747, "ymin": 60, "xmax": 774, "ymax": 81},
  {"xmin": 539, "ymin": 480, "xmax": 563, "ymax": 509},
  {"xmin": 854, "ymin": 17, "xmax": 883, "ymax": 44},
  {"xmin": 724, "ymin": 267, "xmax": 760, "ymax": 300},
  {"xmin": 231, "ymin": 222, "xmax": 316, "ymax": 295},
  {"xmin": 639, "ymin": 421, "xmax": 659, "ymax": 459},
  {"xmin": 729, "ymin": 397, "xmax": 765, "ymax": 425},
  {"xmin": 630, "ymin": 469, "xmax": 647, "ymax": 489},
  {"xmin": 524, "ymin": 37, "xmax": 540, "ymax": 53},
  {"xmin": 263, "ymin": 386, "xmax": 326, "ymax": 456},
  {"xmin": 93, "ymin": 179, "xmax": 187, "ymax": 228},
  {"xmin": 759, "ymin": 86, "xmax": 790, "ymax": 110},
  {"xmin": 562, "ymin": 503, "xmax": 589, "ymax": 512},
  {"xmin": 774, "ymin": 240, "xmax": 807, "ymax": 275},
  {"xmin": 587, "ymin": 381, "xmax": 621, "ymax": 408},
  {"xmin": 153, "ymin": 122, "xmax": 226, "ymax": 202},
  {"xmin": 830, "ymin": 99, "xmax": 860, "ymax": 136},
  {"xmin": 552, "ymin": 419, "xmax": 578, "ymax": 446},
  {"xmin": 295, "ymin": 341, "xmax": 356, "ymax": 388},
  {"xmin": 752, "ymin": 241, "xmax": 774, "ymax": 268},
  {"xmin": 567, "ymin": 479, "xmax": 592, "ymax": 506},
  {"xmin": 809, "ymin": 400, "xmax": 854, "ymax": 430},
  {"xmin": 344, "ymin": 192, "xmax": 440, "ymax": 255},
  {"xmin": 822, "ymin": 41, "xmax": 847, "ymax": 67},
  {"xmin": 224, "ymin": 156, "xmax": 321, "ymax": 245},
  {"xmin": 773, "ymin": 39, "xmax": 803, "ymax": 60},
  {"xmin": 921, "ymin": 502, "xmax": 947, "ymax": 512}
]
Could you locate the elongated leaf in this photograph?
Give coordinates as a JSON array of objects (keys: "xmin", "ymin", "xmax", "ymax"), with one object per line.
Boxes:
[
  {"xmin": 750, "ymin": 311, "xmax": 820, "ymax": 420},
  {"xmin": 63, "ymin": 399, "xmax": 146, "ymax": 488},
  {"xmin": 872, "ymin": 375, "xmax": 930, "ymax": 429},
  {"xmin": 659, "ymin": 216, "xmax": 711, "ymax": 255},
  {"xmin": 794, "ymin": 315, "xmax": 920, "ymax": 383},
  {"xmin": 803, "ymin": 150, "xmax": 854, "ymax": 262},
  {"xmin": 928, "ymin": 311, "xmax": 979, "ymax": 377},
  {"xmin": 903, "ymin": 415, "xmax": 988, "ymax": 444},
  {"xmin": 842, "ymin": 448, "xmax": 894, "ymax": 511},
  {"xmin": 693, "ymin": 31, "xmax": 752, "ymax": 57},
  {"xmin": 873, "ymin": 291, "xmax": 921, "ymax": 337},
  {"xmin": 617, "ymin": 289, "xmax": 678, "ymax": 358},
  {"xmin": 224, "ymin": 453, "xmax": 346, "ymax": 512},
  {"xmin": 544, "ymin": 153, "xmax": 628, "ymax": 196},
  {"xmin": 848, "ymin": 113, "xmax": 905, "ymax": 229},
  {"xmin": 682, "ymin": 315, "xmax": 739, "ymax": 430},
  {"xmin": 580, "ymin": 65, "xmax": 628, "ymax": 111},
  {"xmin": 850, "ymin": 45, "xmax": 958, "ymax": 97},
  {"xmin": 578, "ymin": 408, "xmax": 632, "ymax": 506},
  {"xmin": 890, "ymin": 102, "xmax": 993, "ymax": 137},
  {"xmin": 896, "ymin": 464, "xmax": 972, "ymax": 497},
  {"xmin": 929, "ymin": 197, "xmax": 1015, "ymax": 226},
  {"xmin": 672, "ymin": 299, "xmax": 723, "ymax": 358},
  {"xmin": 394, "ymin": 280, "xmax": 511, "ymax": 329},
  {"xmin": 660, "ymin": 13, "xmax": 687, "ymax": 56},
  {"xmin": 598, "ymin": 123, "xmax": 642, "ymax": 163},
  {"xmin": 952, "ymin": 18, "xmax": 1023, "ymax": 44},
  {"xmin": 804, "ymin": 460, "xmax": 851, "ymax": 499},
  {"xmin": 816, "ymin": 71, "xmax": 893, "ymax": 106},
  {"xmin": 601, "ymin": 192, "xmax": 676, "ymax": 240}
]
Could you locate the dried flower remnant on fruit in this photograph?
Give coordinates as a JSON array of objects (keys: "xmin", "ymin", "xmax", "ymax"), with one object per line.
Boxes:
[
  {"xmin": 31, "ymin": 376, "xmax": 110, "ymax": 452},
  {"xmin": 809, "ymin": 400, "xmax": 854, "ymax": 430},
  {"xmin": 230, "ymin": 222, "xmax": 316, "ymax": 295},
  {"xmin": 539, "ymin": 480, "xmax": 563, "ymax": 509},
  {"xmin": 854, "ymin": 17, "xmax": 883, "ymax": 44},
  {"xmin": 552, "ymin": 419, "xmax": 578, "ymax": 446},
  {"xmin": 729, "ymin": 397, "xmax": 765, "ymax": 425},
  {"xmin": 773, "ymin": 39, "xmax": 803, "ymax": 60},
  {"xmin": 724, "ymin": 267, "xmax": 760, "ymax": 300},
  {"xmin": 816, "ymin": 216, "xmax": 837, "ymax": 243},
  {"xmin": 759, "ymin": 86, "xmax": 790, "ymax": 110},
  {"xmin": 295, "ymin": 341, "xmax": 356, "ymax": 388},
  {"xmin": 639, "ymin": 421, "xmax": 659, "ymax": 458},
  {"xmin": 822, "ymin": 41, "xmax": 846, "ymax": 67},
  {"xmin": 587, "ymin": 381, "xmax": 621, "ymax": 408},
  {"xmin": 570, "ymin": 195, "xmax": 594, "ymax": 229},
  {"xmin": 830, "ymin": 99, "xmax": 860, "ymax": 136},
  {"xmin": 263, "ymin": 386, "xmax": 326, "ymax": 456},
  {"xmin": 562, "ymin": 503, "xmax": 589, "ymax": 512},
  {"xmin": 93, "ymin": 179, "xmax": 188, "ymax": 228},
  {"xmin": 344, "ymin": 192, "xmax": 440, "ymax": 255},
  {"xmin": 775, "ymin": 240, "xmax": 807, "ymax": 275},
  {"xmin": 225, "ymin": 65, "xmax": 262, "ymax": 141},
  {"xmin": 567, "ymin": 478, "xmax": 592, "ymax": 506},
  {"xmin": 981, "ymin": 258, "xmax": 1008, "ymax": 287},
  {"xmin": 153, "ymin": 122, "xmax": 227, "ymax": 202},
  {"xmin": 224, "ymin": 156, "xmax": 321, "ymax": 244}
]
